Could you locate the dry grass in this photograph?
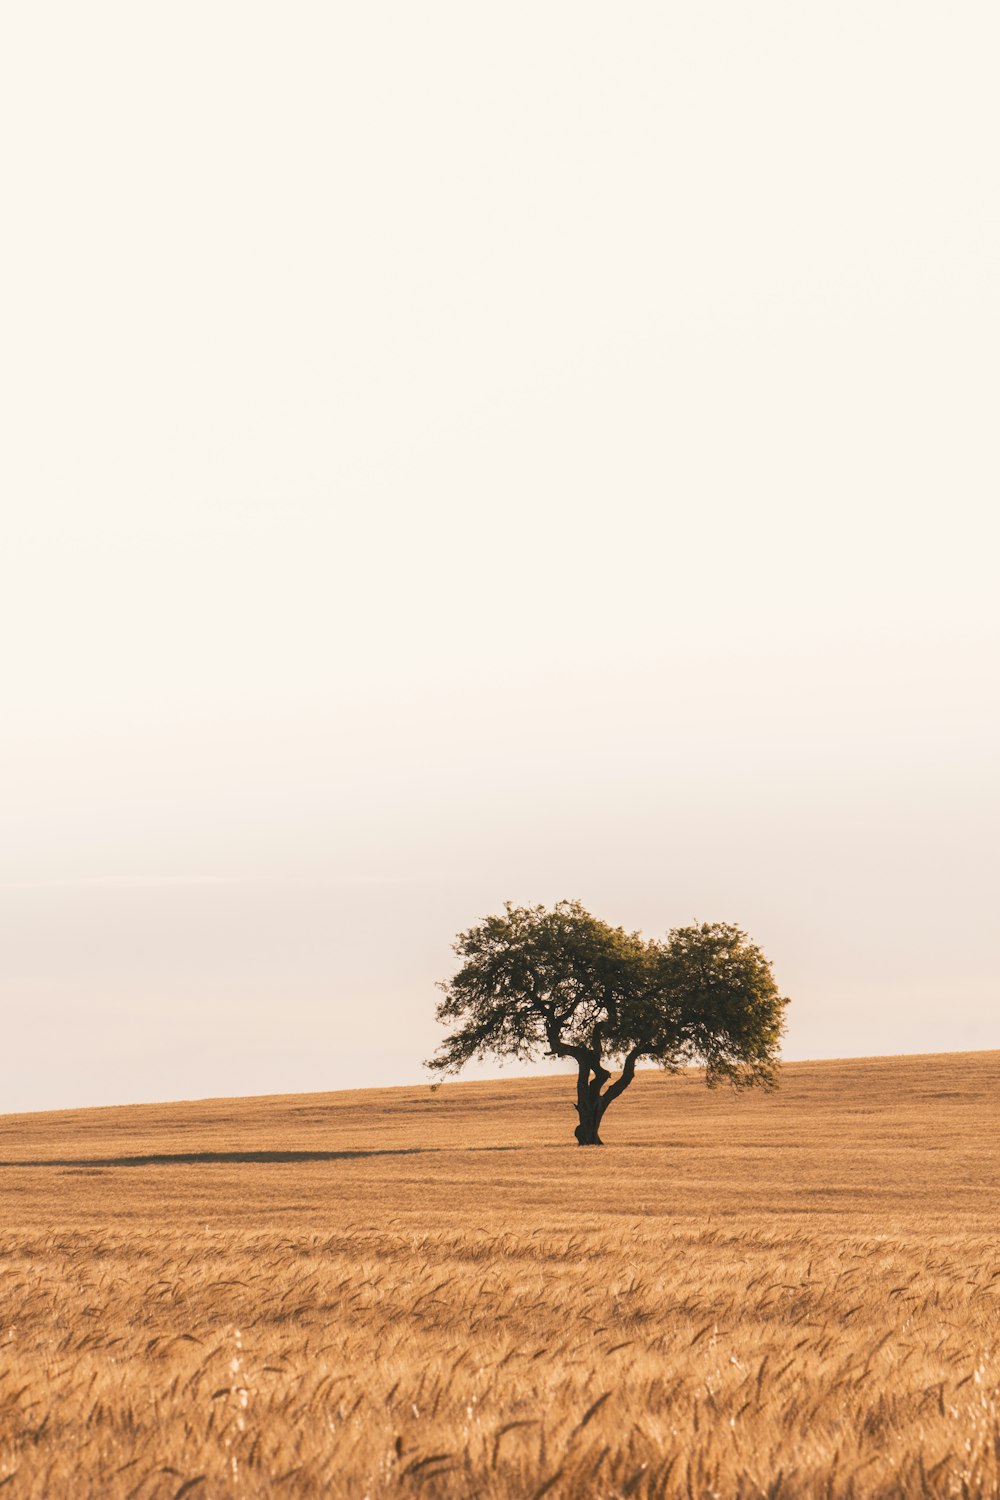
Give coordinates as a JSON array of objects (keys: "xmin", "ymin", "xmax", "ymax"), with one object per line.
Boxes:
[{"xmin": 2, "ymin": 1051, "xmax": 1000, "ymax": 1497}]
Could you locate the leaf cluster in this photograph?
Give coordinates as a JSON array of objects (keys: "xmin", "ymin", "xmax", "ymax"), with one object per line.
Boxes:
[{"xmin": 428, "ymin": 900, "xmax": 788, "ymax": 1086}]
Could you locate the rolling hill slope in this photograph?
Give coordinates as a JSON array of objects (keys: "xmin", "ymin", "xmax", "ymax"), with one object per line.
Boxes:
[{"xmin": 2, "ymin": 1051, "xmax": 999, "ymax": 1497}]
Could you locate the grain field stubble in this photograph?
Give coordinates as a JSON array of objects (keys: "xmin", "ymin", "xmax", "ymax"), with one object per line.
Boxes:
[{"xmin": 2, "ymin": 1052, "xmax": 1000, "ymax": 1498}]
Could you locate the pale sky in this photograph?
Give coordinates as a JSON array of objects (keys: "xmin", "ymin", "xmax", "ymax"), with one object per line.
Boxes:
[{"xmin": 2, "ymin": 3, "xmax": 997, "ymax": 1113}]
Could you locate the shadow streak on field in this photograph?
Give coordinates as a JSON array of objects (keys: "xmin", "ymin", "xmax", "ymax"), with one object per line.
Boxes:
[
  {"xmin": 0, "ymin": 1148, "xmax": 431, "ymax": 1169},
  {"xmin": 0, "ymin": 1146, "xmax": 531, "ymax": 1169}
]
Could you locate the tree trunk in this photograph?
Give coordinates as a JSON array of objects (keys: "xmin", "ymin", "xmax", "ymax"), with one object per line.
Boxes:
[
  {"xmin": 570, "ymin": 1044, "xmax": 643, "ymax": 1145},
  {"xmin": 574, "ymin": 1058, "xmax": 607, "ymax": 1145},
  {"xmin": 574, "ymin": 1106, "xmax": 604, "ymax": 1146}
]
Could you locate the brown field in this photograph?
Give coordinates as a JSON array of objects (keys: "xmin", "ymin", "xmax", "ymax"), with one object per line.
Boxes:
[{"xmin": 2, "ymin": 1051, "xmax": 1000, "ymax": 1498}]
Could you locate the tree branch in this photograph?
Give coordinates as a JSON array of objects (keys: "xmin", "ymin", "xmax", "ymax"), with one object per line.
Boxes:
[
  {"xmin": 543, "ymin": 1010, "xmax": 592, "ymax": 1068},
  {"xmin": 597, "ymin": 1045, "xmax": 644, "ymax": 1112}
]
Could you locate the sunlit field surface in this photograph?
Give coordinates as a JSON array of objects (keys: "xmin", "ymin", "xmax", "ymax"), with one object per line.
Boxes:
[{"xmin": 2, "ymin": 1052, "xmax": 1000, "ymax": 1498}]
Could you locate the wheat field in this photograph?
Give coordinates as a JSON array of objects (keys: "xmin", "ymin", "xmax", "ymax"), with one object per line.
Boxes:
[{"xmin": 2, "ymin": 1051, "xmax": 1000, "ymax": 1498}]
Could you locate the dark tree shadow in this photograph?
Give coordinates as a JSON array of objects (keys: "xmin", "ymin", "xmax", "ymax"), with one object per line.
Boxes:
[{"xmin": 0, "ymin": 1148, "xmax": 430, "ymax": 1169}]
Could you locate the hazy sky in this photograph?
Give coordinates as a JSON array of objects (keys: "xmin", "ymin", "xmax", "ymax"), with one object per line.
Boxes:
[{"xmin": 3, "ymin": 3, "xmax": 997, "ymax": 1113}]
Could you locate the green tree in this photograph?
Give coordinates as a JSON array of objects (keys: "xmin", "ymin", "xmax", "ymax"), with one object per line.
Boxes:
[{"xmin": 428, "ymin": 900, "xmax": 789, "ymax": 1145}]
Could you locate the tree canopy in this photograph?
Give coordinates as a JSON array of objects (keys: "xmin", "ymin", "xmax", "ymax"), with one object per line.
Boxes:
[{"xmin": 429, "ymin": 900, "xmax": 789, "ymax": 1144}]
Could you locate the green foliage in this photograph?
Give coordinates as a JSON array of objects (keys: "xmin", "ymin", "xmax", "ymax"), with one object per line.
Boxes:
[
  {"xmin": 648, "ymin": 921, "xmax": 787, "ymax": 1088},
  {"xmin": 429, "ymin": 901, "xmax": 789, "ymax": 1093}
]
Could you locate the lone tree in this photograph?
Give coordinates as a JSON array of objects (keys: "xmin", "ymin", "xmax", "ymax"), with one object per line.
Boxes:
[{"xmin": 428, "ymin": 900, "xmax": 789, "ymax": 1145}]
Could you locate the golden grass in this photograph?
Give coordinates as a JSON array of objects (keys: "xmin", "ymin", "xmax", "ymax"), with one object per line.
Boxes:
[{"xmin": 2, "ymin": 1051, "xmax": 1000, "ymax": 1497}]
